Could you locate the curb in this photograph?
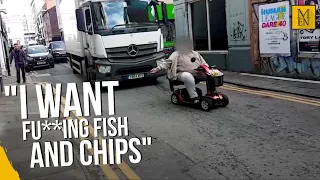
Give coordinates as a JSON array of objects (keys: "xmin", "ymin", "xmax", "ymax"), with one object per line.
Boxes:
[{"xmin": 224, "ymin": 80, "xmax": 320, "ymax": 100}]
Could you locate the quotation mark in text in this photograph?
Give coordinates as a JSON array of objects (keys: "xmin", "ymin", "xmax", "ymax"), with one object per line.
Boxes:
[{"xmin": 4, "ymin": 85, "xmax": 17, "ymax": 96}]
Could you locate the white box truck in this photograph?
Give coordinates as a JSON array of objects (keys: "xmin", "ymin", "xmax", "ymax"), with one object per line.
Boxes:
[{"xmin": 59, "ymin": 0, "xmax": 167, "ymax": 84}]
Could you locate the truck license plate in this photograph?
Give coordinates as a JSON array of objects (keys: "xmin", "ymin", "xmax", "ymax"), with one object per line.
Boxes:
[
  {"xmin": 37, "ymin": 61, "xmax": 46, "ymax": 65},
  {"xmin": 128, "ymin": 74, "xmax": 144, "ymax": 79}
]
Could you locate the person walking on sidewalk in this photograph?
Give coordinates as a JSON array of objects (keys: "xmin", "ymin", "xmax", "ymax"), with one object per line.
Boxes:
[{"xmin": 9, "ymin": 43, "xmax": 27, "ymax": 84}]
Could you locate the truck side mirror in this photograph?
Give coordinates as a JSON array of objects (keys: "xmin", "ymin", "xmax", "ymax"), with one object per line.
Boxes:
[{"xmin": 75, "ymin": 8, "xmax": 86, "ymax": 32}]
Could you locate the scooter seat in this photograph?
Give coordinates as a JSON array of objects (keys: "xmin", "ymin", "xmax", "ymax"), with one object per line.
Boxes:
[{"xmin": 168, "ymin": 79, "xmax": 200, "ymax": 91}]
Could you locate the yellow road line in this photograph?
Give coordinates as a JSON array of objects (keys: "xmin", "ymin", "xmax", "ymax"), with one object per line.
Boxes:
[
  {"xmin": 98, "ymin": 136, "xmax": 141, "ymax": 180},
  {"xmin": 200, "ymin": 82, "xmax": 320, "ymax": 106},
  {"xmin": 79, "ymin": 137, "xmax": 120, "ymax": 180},
  {"xmin": 222, "ymin": 85, "xmax": 320, "ymax": 104},
  {"xmin": 41, "ymin": 84, "xmax": 140, "ymax": 180},
  {"xmin": 222, "ymin": 86, "xmax": 320, "ymax": 107}
]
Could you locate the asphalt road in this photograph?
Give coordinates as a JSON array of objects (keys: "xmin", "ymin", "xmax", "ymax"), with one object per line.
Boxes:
[{"xmin": 27, "ymin": 63, "xmax": 320, "ymax": 180}]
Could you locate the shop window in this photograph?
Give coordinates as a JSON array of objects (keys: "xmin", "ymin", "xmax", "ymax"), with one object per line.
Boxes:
[
  {"xmin": 190, "ymin": 0, "xmax": 208, "ymax": 51},
  {"xmin": 190, "ymin": 0, "xmax": 228, "ymax": 51},
  {"xmin": 208, "ymin": 0, "xmax": 228, "ymax": 50}
]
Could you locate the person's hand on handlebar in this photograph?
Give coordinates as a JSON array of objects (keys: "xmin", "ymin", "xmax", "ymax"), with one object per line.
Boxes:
[{"xmin": 150, "ymin": 67, "xmax": 160, "ymax": 73}]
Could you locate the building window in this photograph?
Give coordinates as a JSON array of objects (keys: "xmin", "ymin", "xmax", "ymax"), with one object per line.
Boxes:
[
  {"xmin": 190, "ymin": 0, "xmax": 208, "ymax": 51},
  {"xmin": 190, "ymin": 0, "xmax": 228, "ymax": 51}
]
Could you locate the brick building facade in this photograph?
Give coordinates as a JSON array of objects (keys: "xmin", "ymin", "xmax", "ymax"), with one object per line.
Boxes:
[{"xmin": 42, "ymin": 0, "xmax": 61, "ymax": 45}]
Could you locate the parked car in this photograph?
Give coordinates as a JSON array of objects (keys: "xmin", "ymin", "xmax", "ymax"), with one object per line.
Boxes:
[
  {"xmin": 25, "ymin": 45, "xmax": 55, "ymax": 72},
  {"xmin": 48, "ymin": 41, "xmax": 68, "ymax": 63}
]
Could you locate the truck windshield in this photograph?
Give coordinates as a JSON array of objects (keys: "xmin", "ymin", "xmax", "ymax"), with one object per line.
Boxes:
[{"xmin": 93, "ymin": 0, "xmax": 157, "ymax": 30}]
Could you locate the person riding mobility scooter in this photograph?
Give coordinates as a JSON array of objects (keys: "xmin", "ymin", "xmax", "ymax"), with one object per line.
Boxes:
[
  {"xmin": 169, "ymin": 63, "xmax": 229, "ymax": 111},
  {"xmin": 150, "ymin": 37, "xmax": 229, "ymax": 111}
]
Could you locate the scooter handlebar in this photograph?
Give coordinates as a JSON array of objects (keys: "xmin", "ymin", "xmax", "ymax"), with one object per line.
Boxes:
[{"xmin": 194, "ymin": 65, "xmax": 216, "ymax": 72}]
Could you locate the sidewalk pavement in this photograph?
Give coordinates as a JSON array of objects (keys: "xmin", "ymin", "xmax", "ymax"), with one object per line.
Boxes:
[
  {"xmin": 0, "ymin": 74, "xmax": 94, "ymax": 179},
  {"xmin": 222, "ymin": 71, "xmax": 320, "ymax": 99}
]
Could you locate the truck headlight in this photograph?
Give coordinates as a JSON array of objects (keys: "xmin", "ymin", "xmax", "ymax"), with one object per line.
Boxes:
[
  {"xmin": 27, "ymin": 57, "xmax": 33, "ymax": 61},
  {"xmin": 97, "ymin": 65, "xmax": 111, "ymax": 73}
]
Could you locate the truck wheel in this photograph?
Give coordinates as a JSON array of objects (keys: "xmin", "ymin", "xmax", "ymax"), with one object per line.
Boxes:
[
  {"xmin": 149, "ymin": 77, "xmax": 158, "ymax": 84},
  {"xmin": 73, "ymin": 69, "xmax": 79, "ymax": 74},
  {"xmin": 86, "ymin": 67, "xmax": 95, "ymax": 87}
]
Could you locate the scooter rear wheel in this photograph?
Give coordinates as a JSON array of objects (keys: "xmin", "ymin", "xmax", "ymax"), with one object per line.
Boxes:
[
  {"xmin": 171, "ymin": 93, "xmax": 180, "ymax": 105},
  {"xmin": 200, "ymin": 98, "xmax": 213, "ymax": 111}
]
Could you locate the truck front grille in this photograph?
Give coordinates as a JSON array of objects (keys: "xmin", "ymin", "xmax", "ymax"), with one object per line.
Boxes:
[
  {"xmin": 115, "ymin": 65, "xmax": 153, "ymax": 76},
  {"xmin": 106, "ymin": 43, "xmax": 158, "ymax": 62}
]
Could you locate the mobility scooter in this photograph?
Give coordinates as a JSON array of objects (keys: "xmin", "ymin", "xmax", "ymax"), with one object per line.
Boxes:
[{"xmin": 169, "ymin": 64, "xmax": 229, "ymax": 111}]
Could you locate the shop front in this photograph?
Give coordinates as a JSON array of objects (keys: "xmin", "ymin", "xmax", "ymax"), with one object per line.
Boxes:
[{"xmin": 174, "ymin": 0, "xmax": 252, "ymax": 71}]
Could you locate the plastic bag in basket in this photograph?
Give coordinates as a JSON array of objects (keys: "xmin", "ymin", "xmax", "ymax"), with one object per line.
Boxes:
[{"xmin": 208, "ymin": 69, "xmax": 224, "ymax": 77}]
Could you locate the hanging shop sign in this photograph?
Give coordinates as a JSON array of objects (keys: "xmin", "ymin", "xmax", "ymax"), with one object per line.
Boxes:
[
  {"xmin": 259, "ymin": 1, "xmax": 291, "ymax": 55},
  {"xmin": 298, "ymin": 29, "xmax": 320, "ymax": 52}
]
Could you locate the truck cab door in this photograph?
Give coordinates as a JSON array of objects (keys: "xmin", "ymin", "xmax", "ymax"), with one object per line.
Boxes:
[{"xmin": 83, "ymin": 7, "xmax": 94, "ymax": 53}]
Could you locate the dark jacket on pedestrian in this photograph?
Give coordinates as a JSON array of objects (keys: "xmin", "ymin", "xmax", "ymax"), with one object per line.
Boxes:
[
  {"xmin": 9, "ymin": 47, "xmax": 14, "ymax": 53},
  {"xmin": 10, "ymin": 49, "xmax": 27, "ymax": 66}
]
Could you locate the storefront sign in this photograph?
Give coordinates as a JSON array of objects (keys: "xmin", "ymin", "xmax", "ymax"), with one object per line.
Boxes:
[
  {"xmin": 259, "ymin": 1, "xmax": 291, "ymax": 55},
  {"xmin": 296, "ymin": 1, "xmax": 320, "ymax": 53},
  {"xmin": 298, "ymin": 29, "xmax": 320, "ymax": 52},
  {"xmin": 297, "ymin": 0, "xmax": 320, "ymax": 29},
  {"xmin": 292, "ymin": 5, "xmax": 316, "ymax": 29}
]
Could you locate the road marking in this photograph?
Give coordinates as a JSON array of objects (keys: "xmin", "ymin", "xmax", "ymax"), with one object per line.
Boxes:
[
  {"xmin": 239, "ymin": 73, "xmax": 320, "ymax": 84},
  {"xmin": 41, "ymin": 83, "xmax": 141, "ymax": 180},
  {"xmin": 222, "ymin": 85, "xmax": 320, "ymax": 104},
  {"xmin": 32, "ymin": 71, "xmax": 38, "ymax": 75},
  {"xmin": 34, "ymin": 73, "xmax": 51, "ymax": 77},
  {"xmin": 221, "ymin": 85, "xmax": 320, "ymax": 107},
  {"xmin": 200, "ymin": 82, "xmax": 320, "ymax": 106}
]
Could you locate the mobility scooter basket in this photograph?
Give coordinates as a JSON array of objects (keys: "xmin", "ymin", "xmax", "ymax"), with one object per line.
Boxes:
[{"xmin": 207, "ymin": 75, "xmax": 224, "ymax": 87}]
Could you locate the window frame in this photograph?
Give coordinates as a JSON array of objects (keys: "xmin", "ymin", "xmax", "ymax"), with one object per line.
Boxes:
[
  {"xmin": 187, "ymin": 0, "xmax": 228, "ymax": 54},
  {"xmin": 83, "ymin": 4, "xmax": 94, "ymax": 34}
]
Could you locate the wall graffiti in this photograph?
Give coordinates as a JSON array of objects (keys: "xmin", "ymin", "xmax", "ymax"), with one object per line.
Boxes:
[
  {"xmin": 251, "ymin": 0, "xmax": 320, "ymax": 80},
  {"xmin": 227, "ymin": 0, "xmax": 250, "ymax": 45},
  {"xmin": 231, "ymin": 21, "xmax": 247, "ymax": 41}
]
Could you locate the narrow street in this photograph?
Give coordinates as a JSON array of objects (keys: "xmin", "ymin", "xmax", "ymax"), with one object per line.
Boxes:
[{"xmin": 2, "ymin": 62, "xmax": 317, "ymax": 180}]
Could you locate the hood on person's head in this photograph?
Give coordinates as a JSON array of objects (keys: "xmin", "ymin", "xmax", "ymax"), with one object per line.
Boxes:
[{"xmin": 176, "ymin": 36, "xmax": 193, "ymax": 55}]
